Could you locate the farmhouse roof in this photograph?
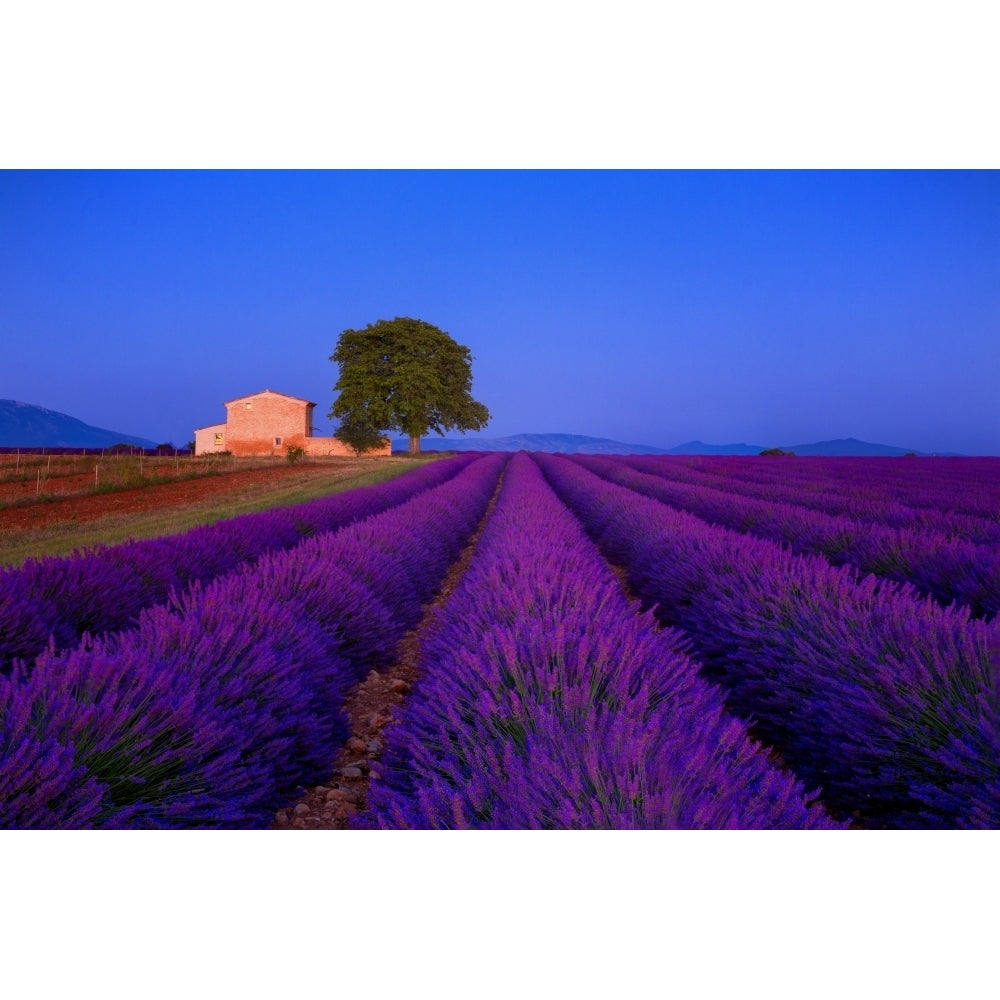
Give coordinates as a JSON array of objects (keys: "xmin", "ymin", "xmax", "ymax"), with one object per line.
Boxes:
[{"xmin": 223, "ymin": 389, "xmax": 317, "ymax": 407}]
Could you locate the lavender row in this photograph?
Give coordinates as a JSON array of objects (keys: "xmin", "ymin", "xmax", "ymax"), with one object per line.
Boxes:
[
  {"xmin": 574, "ymin": 454, "xmax": 1000, "ymax": 620},
  {"xmin": 620, "ymin": 454, "xmax": 1000, "ymax": 546},
  {"xmin": 0, "ymin": 453, "xmax": 508, "ymax": 829},
  {"xmin": 674, "ymin": 453, "xmax": 1000, "ymax": 500},
  {"xmin": 0, "ymin": 453, "xmax": 481, "ymax": 673},
  {"xmin": 536, "ymin": 453, "xmax": 1000, "ymax": 829},
  {"xmin": 362, "ymin": 453, "xmax": 840, "ymax": 829}
]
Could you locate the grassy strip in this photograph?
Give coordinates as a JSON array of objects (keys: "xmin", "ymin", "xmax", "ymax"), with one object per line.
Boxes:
[{"xmin": 0, "ymin": 457, "xmax": 438, "ymax": 566}]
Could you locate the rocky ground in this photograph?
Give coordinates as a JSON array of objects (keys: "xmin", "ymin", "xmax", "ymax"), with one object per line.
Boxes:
[{"xmin": 270, "ymin": 664, "xmax": 417, "ymax": 830}]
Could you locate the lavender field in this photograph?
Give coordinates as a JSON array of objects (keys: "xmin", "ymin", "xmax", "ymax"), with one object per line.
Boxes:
[{"xmin": 2, "ymin": 452, "xmax": 998, "ymax": 829}]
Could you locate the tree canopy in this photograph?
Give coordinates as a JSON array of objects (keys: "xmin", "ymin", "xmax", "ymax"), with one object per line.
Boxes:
[{"xmin": 329, "ymin": 317, "xmax": 490, "ymax": 455}]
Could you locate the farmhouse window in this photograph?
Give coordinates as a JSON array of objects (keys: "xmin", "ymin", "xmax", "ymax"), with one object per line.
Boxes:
[
  {"xmin": 274, "ymin": 437, "xmax": 282, "ymax": 446},
  {"xmin": 245, "ymin": 402, "xmax": 253, "ymax": 409},
  {"xmin": 214, "ymin": 433, "xmax": 224, "ymax": 445}
]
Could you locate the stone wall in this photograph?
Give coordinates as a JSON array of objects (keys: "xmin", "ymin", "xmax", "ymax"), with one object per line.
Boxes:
[{"xmin": 302, "ymin": 436, "xmax": 390, "ymax": 457}]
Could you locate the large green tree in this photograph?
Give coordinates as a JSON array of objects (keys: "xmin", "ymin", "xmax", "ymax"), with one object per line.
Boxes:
[{"xmin": 329, "ymin": 317, "xmax": 490, "ymax": 455}]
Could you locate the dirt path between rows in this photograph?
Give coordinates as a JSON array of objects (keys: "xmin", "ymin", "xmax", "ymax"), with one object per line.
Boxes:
[{"xmin": 271, "ymin": 471, "xmax": 506, "ymax": 830}]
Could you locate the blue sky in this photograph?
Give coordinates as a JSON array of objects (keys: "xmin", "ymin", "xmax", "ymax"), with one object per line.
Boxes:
[{"xmin": 2, "ymin": 169, "xmax": 998, "ymax": 453}]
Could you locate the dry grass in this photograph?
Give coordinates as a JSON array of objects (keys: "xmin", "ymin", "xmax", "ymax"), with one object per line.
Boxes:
[{"xmin": 0, "ymin": 452, "xmax": 279, "ymax": 495}]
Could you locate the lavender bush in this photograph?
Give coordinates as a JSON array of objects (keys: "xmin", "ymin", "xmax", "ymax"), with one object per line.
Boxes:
[
  {"xmin": 0, "ymin": 452, "xmax": 480, "ymax": 673},
  {"xmin": 620, "ymin": 454, "xmax": 1000, "ymax": 545},
  {"xmin": 537, "ymin": 454, "xmax": 1000, "ymax": 828},
  {"xmin": 362, "ymin": 454, "xmax": 841, "ymax": 829},
  {"xmin": 574, "ymin": 455, "xmax": 1000, "ymax": 619},
  {"xmin": 0, "ymin": 454, "xmax": 507, "ymax": 828}
]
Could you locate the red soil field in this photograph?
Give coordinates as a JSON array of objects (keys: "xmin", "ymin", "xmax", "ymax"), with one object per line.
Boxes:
[{"xmin": 0, "ymin": 461, "xmax": 371, "ymax": 533}]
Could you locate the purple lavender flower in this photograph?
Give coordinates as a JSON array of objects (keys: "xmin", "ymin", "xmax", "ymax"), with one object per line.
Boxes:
[
  {"xmin": 0, "ymin": 453, "xmax": 509, "ymax": 828},
  {"xmin": 363, "ymin": 453, "xmax": 841, "ymax": 829},
  {"xmin": 535, "ymin": 453, "xmax": 1000, "ymax": 828}
]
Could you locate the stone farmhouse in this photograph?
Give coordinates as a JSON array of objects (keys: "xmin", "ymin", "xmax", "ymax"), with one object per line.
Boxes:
[{"xmin": 193, "ymin": 389, "xmax": 391, "ymax": 458}]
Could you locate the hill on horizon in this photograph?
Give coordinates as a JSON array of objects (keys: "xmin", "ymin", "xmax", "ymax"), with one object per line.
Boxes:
[
  {"xmin": 664, "ymin": 440, "xmax": 766, "ymax": 455},
  {"xmin": 668, "ymin": 437, "xmax": 937, "ymax": 456},
  {"xmin": 2, "ymin": 405, "xmax": 956, "ymax": 456},
  {"xmin": 393, "ymin": 432, "xmax": 671, "ymax": 455},
  {"xmin": 0, "ymin": 400, "xmax": 158, "ymax": 449},
  {"xmin": 395, "ymin": 432, "xmax": 955, "ymax": 456}
]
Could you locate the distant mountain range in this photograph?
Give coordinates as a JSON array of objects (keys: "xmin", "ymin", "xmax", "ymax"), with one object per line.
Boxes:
[
  {"xmin": 395, "ymin": 433, "xmax": 951, "ymax": 456},
  {"xmin": 1, "ymin": 402, "xmax": 951, "ymax": 456},
  {"xmin": 664, "ymin": 437, "xmax": 941, "ymax": 456},
  {"xmin": 767, "ymin": 437, "xmax": 935, "ymax": 457},
  {"xmin": 663, "ymin": 440, "xmax": 763, "ymax": 455},
  {"xmin": 394, "ymin": 433, "xmax": 671, "ymax": 455},
  {"xmin": 0, "ymin": 400, "xmax": 158, "ymax": 449}
]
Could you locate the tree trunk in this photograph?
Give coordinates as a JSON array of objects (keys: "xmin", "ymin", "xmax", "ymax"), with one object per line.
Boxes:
[{"xmin": 408, "ymin": 434, "xmax": 421, "ymax": 455}]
